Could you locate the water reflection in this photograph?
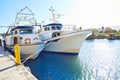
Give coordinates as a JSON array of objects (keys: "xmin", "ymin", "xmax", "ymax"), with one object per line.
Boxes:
[
  {"xmin": 25, "ymin": 39, "xmax": 120, "ymax": 80},
  {"xmin": 79, "ymin": 39, "xmax": 120, "ymax": 80}
]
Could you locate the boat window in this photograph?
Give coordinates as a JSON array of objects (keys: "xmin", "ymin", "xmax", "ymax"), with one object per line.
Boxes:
[
  {"xmin": 44, "ymin": 27, "xmax": 47, "ymax": 31},
  {"xmin": 15, "ymin": 31, "xmax": 18, "ymax": 34},
  {"xmin": 11, "ymin": 31, "xmax": 13, "ymax": 35},
  {"xmin": 57, "ymin": 32, "xmax": 60, "ymax": 36},
  {"xmin": 51, "ymin": 26, "xmax": 56, "ymax": 30},
  {"xmin": 52, "ymin": 32, "xmax": 60, "ymax": 38},
  {"xmin": 20, "ymin": 29, "xmax": 33, "ymax": 34},
  {"xmin": 48, "ymin": 27, "xmax": 50, "ymax": 30},
  {"xmin": 44, "ymin": 27, "xmax": 50, "ymax": 31},
  {"xmin": 7, "ymin": 31, "xmax": 13, "ymax": 35},
  {"xmin": 56, "ymin": 26, "xmax": 61, "ymax": 30}
]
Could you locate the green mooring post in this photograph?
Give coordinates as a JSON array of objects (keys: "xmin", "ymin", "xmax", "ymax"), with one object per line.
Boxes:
[{"xmin": 14, "ymin": 44, "xmax": 21, "ymax": 65}]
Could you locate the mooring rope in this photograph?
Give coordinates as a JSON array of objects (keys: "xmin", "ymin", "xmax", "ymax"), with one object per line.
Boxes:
[{"xmin": 22, "ymin": 40, "xmax": 50, "ymax": 64}]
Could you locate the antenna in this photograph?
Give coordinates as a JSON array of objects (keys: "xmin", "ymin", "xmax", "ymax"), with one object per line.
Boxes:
[
  {"xmin": 49, "ymin": 6, "xmax": 56, "ymax": 22},
  {"xmin": 15, "ymin": 6, "xmax": 36, "ymax": 26},
  {"xmin": 49, "ymin": 7, "xmax": 63, "ymax": 23}
]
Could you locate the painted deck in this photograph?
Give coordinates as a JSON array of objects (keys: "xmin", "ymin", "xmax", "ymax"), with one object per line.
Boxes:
[{"xmin": 0, "ymin": 46, "xmax": 37, "ymax": 80}]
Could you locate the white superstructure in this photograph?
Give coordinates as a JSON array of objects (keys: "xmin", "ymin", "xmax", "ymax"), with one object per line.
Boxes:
[
  {"xmin": 40, "ymin": 23, "xmax": 91, "ymax": 54},
  {"xmin": 38, "ymin": 7, "xmax": 92, "ymax": 54},
  {"xmin": 5, "ymin": 26, "xmax": 44, "ymax": 59}
]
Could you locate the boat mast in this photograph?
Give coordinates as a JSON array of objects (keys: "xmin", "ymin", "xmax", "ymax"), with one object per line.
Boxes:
[
  {"xmin": 49, "ymin": 7, "xmax": 56, "ymax": 23},
  {"xmin": 15, "ymin": 6, "xmax": 37, "ymax": 26},
  {"xmin": 49, "ymin": 7, "xmax": 62, "ymax": 23}
]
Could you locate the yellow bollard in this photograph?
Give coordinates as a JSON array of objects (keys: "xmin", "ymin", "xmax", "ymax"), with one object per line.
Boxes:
[{"xmin": 14, "ymin": 44, "xmax": 21, "ymax": 65}]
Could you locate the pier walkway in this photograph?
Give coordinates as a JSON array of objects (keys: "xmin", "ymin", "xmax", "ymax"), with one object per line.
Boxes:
[{"xmin": 0, "ymin": 46, "xmax": 37, "ymax": 80}]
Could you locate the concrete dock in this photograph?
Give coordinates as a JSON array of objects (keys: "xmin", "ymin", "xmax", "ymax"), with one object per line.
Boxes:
[{"xmin": 0, "ymin": 46, "xmax": 38, "ymax": 80}]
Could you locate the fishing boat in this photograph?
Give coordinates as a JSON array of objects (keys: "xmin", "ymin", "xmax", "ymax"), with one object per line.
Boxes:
[
  {"xmin": 40, "ymin": 7, "xmax": 92, "ymax": 54},
  {"xmin": 5, "ymin": 26, "xmax": 44, "ymax": 59},
  {"xmin": 5, "ymin": 7, "xmax": 45, "ymax": 59}
]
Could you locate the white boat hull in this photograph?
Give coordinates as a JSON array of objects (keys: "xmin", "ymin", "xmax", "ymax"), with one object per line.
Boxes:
[
  {"xmin": 19, "ymin": 43, "xmax": 45, "ymax": 59},
  {"xmin": 5, "ymin": 25, "xmax": 44, "ymax": 59},
  {"xmin": 43, "ymin": 31, "xmax": 91, "ymax": 54},
  {"xmin": 7, "ymin": 43, "xmax": 45, "ymax": 59}
]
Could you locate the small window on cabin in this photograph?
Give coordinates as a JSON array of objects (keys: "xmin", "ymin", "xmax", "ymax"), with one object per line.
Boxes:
[
  {"xmin": 7, "ymin": 31, "xmax": 13, "ymax": 35},
  {"xmin": 56, "ymin": 26, "xmax": 61, "ymax": 30},
  {"xmin": 10, "ymin": 31, "xmax": 13, "ymax": 35},
  {"xmin": 57, "ymin": 32, "xmax": 60, "ymax": 36},
  {"xmin": 11, "ymin": 31, "xmax": 13, "ymax": 35},
  {"xmin": 44, "ymin": 28, "xmax": 47, "ymax": 31},
  {"xmin": 20, "ymin": 29, "xmax": 33, "ymax": 34},
  {"xmin": 48, "ymin": 27, "xmax": 50, "ymax": 30},
  {"xmin": 15, "ymin": 31, "xmax": 18, "ymax": 34},
  {"xmin": 51, "ymin": 26, "xmax": 56, "ymax": 30},
  {"xmin": 44, "ymin": 27, "xmax": 51, "ymax": 31}
]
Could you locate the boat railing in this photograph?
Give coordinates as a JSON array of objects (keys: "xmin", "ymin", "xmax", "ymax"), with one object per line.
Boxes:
[
  {"xmin": 62, "ymin": 25, "xmax": 82, "ymax": 32},
  {"xmin": 62, "ymin": 25, "xmax": 77, "ymax": 30}
]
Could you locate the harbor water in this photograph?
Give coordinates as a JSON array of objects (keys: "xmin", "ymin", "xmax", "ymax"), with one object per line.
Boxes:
[{"xmin": 25, "ymin": 39, "xmax": 120, "ymax": 80}]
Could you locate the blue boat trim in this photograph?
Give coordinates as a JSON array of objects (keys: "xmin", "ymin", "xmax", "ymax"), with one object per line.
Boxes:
[
  {"xmin": 43, "ymin": 51, "xmax": 78, "ymax": 55},
  {"xmin": 11, "ymin": 26, "xmax": 34, "ymax": 31},
  {"xmin": 43, "ymin": 23, "xmax": 62, "ymax": 27}
]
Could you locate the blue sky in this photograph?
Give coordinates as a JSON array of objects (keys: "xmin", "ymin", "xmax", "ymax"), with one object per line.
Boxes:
[
  {"xmin": 0, "ymin": 0, "xmax": 120, "ymax": 33},
  {"xmin": 0, "ymin": 0, "xmax": 74, "ymax": 33},
  {"xmin": 0, "ymin": 0, "xmax": 67, "ymax": 25}
]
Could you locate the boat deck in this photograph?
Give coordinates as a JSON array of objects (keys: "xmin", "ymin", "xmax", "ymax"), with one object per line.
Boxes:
[{"xmin": 0, "ymin": 46, "xmax": 37, "ymax": 80}]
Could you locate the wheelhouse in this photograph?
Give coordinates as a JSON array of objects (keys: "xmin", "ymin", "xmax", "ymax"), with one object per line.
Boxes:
[
  {"xmin": 10, "ymin": 26, "xmax": 34, "ymax": 35},
  {"xmin": 43, "ymin": 23, "xmax": 62, "ymax": 31}
]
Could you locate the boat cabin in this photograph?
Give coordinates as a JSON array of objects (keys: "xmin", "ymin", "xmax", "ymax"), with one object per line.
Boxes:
[
  {"xmin": 43, "ymin": 23, "xmax": 62, "ymax": 31},
  {"xmin": 10, "ymin": 26, "xmax": 34, "ymax": 35},
  {"xmin": 41, "ymin": 23, "xmax": 62, "ymax": 39},
  {"xmin": 6, "ymin": 26, "xmax": 40, "ymax": 45}
]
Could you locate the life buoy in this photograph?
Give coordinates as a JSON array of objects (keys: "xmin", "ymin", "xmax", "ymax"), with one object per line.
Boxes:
[
  {"xmin": 33, "ymin": 38, "xmax": 38, "ymax": 40},
  {"xmin": 25, "ymin": 38, "xmax": 31, "ymax": 44}
]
